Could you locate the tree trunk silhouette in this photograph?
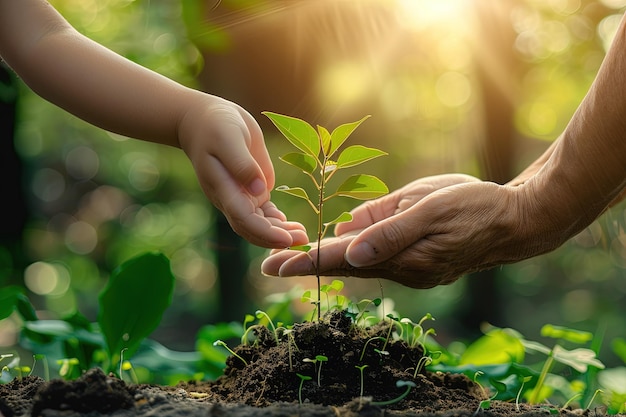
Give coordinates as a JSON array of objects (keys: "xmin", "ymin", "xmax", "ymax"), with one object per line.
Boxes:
[{"xmin": 457, "ymin": 1, "xmax": 523, "ymax": 336}]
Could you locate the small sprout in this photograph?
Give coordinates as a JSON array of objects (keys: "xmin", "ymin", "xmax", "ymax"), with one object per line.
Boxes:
[
  {"xmin": 371, "ymin": 380, "xmax": 416, "ymax": 406},
  {"xmin": 213, "ymin": 340, "xmax": 248, "ymax": 366},
  {"xmin": 355, "ymin": 365, "xmax": 369, "ymax": 401},
  {"xmin": 255, "ymin": 310, "xmax": 279, "ymax": 344},
  {"xmin": 300, "ymin": 290, "xmax": 318, "ymax": 322},
  {"xmin": 320, "ymin": 279, "xmax": 346, "ymax": 313},
  {"xmin": 303, "ymin": 355, "xmax": 328, "ymax": 387},
  {"xmin": 516, "ymin": 376, "xmax": 533, "ymax": 412},
  {"xmin": 121, "ymin": 360, "xmax": 139, "ymax": 384},
  {"xmin": 316, "ymin": 355, "xmax": 328, "ymax": 387},
  {"xmin": 241, "ymin": 314, "xmax": 257, "ymax": 345},
  {"xmin": 360, "ymin": 337, "xmax": 385, "ymax": 362},
  {"xmin": 525, "ymin": 324, "xmax": 605, "ymax": 404},
  {"xmin": 350, "ymin": 298, "xmax": 382, "ymax": 328},
  {"xmin": 31, "ymin": 354, "xmax": 49, "ymax": 380},
  {"xmin": 56, "ymin": 358, "xmax": 79, "ymax": 380},
  {"xmin": 296, "ymin": 373, "xmax": 312, "ymax": 404},
  {"xmin": 412, "ymin": 355, "xmax": 432, "ymax": 378},
  {"xmin": 584, "ymin": 389, "xmax": 604, "ymax": 410}
]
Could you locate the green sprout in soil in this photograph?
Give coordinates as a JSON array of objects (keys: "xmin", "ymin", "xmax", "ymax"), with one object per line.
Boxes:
[
  {"xmin": 296, "ymin": 373, "xmax": 312, "ymax": 404},
  {"xmin": 355, "ymin": 364, "xmax": 369, "ymax": 400},
  {"xmin": 303, "ymin": 354, "xmax": 328, "ymax": 387},
  {"xmin": 523, "ymin": 324, "xmax": 605, "ymax": 404},
  {"xmin": 263, "ymin": 111, "xmax": 388, "ymax": 321},
  {"xmin": 213, "ymin": 340, "xmax": 248, "ymax": 367},
  {"xmin": 370, "ymin": 380, "xmax": 417, "ymax": 406}
]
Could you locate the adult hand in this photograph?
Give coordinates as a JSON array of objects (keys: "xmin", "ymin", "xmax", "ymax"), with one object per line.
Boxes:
[
  {"xmin": 262, "ymin": 174, "xmax": 544, "ymax": 288},
  {"xmin": 178, "ymin": 96, "xmax": 308, "ymax": 249}
]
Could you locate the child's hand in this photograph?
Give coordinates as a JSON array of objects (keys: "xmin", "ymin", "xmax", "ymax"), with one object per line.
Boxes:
[{"xmin": 178, "ymin": 95, "xmax": 308, "ymax": 248}]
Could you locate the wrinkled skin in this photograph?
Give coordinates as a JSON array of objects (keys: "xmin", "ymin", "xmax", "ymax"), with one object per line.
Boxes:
[{"xmin": 263, "ymin": 175, "xmax": 543, "ymax": 288}]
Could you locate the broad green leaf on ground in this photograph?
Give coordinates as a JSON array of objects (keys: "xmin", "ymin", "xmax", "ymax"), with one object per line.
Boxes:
[
  {"xmin": 263, "ymin": 112, "xmax": 320, "ymax": 158},
  {"xmin": 98, "ymin": 252, "xmax": 175, "ymax": 364},
  {"xmin": 336, "ymin": 145, "xmax": 388, "ymax": 169},
  {"xmin": 460, "ymin": 328, "xmax": 525, "ymax": 366},
  {"xmin": 280, "ymin": 152, "xmax": 317, "ymax": 175},
  {"xmin": 333, "ymin": 174, "xmax": 389, "ymax": 200},
  {"xmin": 328, "ymin": 115, "xmax": 370, "ymax": 157}
]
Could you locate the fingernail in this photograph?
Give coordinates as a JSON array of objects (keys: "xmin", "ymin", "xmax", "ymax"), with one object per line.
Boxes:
[
  {"xmin": 248, "ymin": 178, "xmax": 266, "ymax": 196},
  {"xmin": 346, "ymin": 242, "xmax": 377, "ymax": 267}
]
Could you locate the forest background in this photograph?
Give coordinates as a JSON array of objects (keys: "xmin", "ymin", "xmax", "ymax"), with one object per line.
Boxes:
[{"xmin": 1, "ymin": 0, "xmax": 625, "ymax": 369}]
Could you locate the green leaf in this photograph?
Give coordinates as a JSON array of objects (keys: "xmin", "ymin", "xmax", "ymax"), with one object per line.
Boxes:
[
  {"xmin": 551, "ymin": 345, "xmax": 604, "ymax": 373},
  {"xmin": 328, "ymin": 115, "xmax": 370, "ymax": 158},
  {"xmin": 460, "ymin": 328, "xmax": 525, "ymax": 366},
  {"xmin": 16, "ymin": 293, "xmax": 38, "ymax": 321},
  {"xmin": 0, "ymin": 286, "xmax": 23, "ymax": 321},
  {"xmin": 336, "ymin": 145, "xmax": 387, "ymax": 169},
  {"xmin": 318, "ymin": 125, "xmax": 332, "ymax": 156},
  {"xmin": 540, "ymin": 324, "xmax": 592, "ymax": 345},
  {"xmin": 263, "ymin": 112, "xmax": 320, "ymax": 158},
  {"xmin": 334, "ymin": 174, "xmax": 389, "ymax": 200},
  {"xmin": 98, "ymin": 252, "xmax": 175, "ymax": 364},
  {"xmin": 323, "ymin": 212, "xmax": 353, "ymax": 227},
  {"xmin": 275, "ymin": 185, "xmax": 312, "ymax": 202},
  {"xmin": 280, "ymin": 152, "xmax": 317, "ymax": 174}
]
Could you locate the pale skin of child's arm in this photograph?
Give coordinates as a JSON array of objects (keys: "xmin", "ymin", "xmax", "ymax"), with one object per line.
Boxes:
[
  {"xmin": 0, "ymin": 0, "xmax": 307, "ymax": 249},
  {"xmin": 263, "ymin": 12, "xmax": 626, "ymax": 288}
]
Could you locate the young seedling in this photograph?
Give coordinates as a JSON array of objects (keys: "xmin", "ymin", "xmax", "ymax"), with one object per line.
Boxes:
[
  {"xmin": 347, "ymin": 298, "xmax": 382, "ymax": 329},
  {"xmin": 57, "ymin": 358, "xmax": 79, "ymax": 380},
  {"xmin": 355, "ymin": 364, "xmax": 369, "ymax": 402},
  {"xmin": 524, "ymin": 324, "xmax": 605, "ymax": 404},
  {"xmin": 121, "ymin": 360, "xmax": 139, "ymax": 384},
  {"xmin": 296, "ymin": 373, "xmax": 312, "ymax": 404},
  {"xmin": 320, "ymin": 279, "xmax": 346, "ymax": 313},
  {"xmin": 283, "ymin": 329, "xmax": 299, "ymax": 372},
  {"xmin": 241, "ymin": 314, "xmax": 259, "ymax": 346},
  {"xmin": 371, "ymin": 380, "xmax": 416, "ymax": 406},
  {"xmin": 360, "ymin": 337, "xmax": 386, "ymax": 362},
  {"xmin": 516, "ymin": 376, "xmax": 533, "ymax": 411},
  {"xmin": 264, "ymin": 112, "xmax": 388, "ymax": 321},
  {"xmin": 31, "ymin": 354, "xmax": 49, "ymax": 381},
  {"xmin": 303, "ymin": 355, "xmax": 328, "ymax": 387},
  {"xmin": 255, "ymin": 310, "xmax": 279, "ymax": 344},
  {"xmin": 213, "ymin": 340, "xmax": 248, "ymax": 367}
]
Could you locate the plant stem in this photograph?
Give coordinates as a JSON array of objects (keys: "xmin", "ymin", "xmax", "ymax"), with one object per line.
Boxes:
[
  {"xmin": 529, "ymin": 350, "xmax": 554, "ymax": 404},
  {"xmin": 315, "ymin": 162, "xmax": 327, "ymax": 322}
]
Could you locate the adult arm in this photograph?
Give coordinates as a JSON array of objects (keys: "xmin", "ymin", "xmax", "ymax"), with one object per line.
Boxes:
[{"xmin": 263, "ymin": 13, "xmax": 626, "ymax": 287}]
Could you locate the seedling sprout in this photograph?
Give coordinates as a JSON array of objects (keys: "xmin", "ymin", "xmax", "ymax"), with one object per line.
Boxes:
[{"xmin": 264, "ymin": 112, "xmax": 388, "ymax": 321}]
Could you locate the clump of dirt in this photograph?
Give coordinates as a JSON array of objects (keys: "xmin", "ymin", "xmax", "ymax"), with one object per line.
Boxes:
[{"xmin": 180, "ymin": 309, "xmax": 484, "ymax": 409}]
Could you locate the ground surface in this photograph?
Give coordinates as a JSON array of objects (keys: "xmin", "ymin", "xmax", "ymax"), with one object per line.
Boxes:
[{"xmin": 0, "ymin": 312, "xmax": 615, "ymax": 417}]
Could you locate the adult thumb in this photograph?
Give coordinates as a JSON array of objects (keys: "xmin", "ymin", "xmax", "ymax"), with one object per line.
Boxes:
[{"xmin": 344, "ymin": 207, "xmax": 425, "ymax": 267}]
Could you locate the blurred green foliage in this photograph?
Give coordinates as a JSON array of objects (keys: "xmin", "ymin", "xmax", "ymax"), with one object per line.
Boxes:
[{"xmin": 0, "ymin": 0, "xmax": 625, "ymax": 369}]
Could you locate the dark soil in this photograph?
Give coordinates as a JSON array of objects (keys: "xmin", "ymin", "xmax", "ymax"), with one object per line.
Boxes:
[{"xmin": 0, "ymin": 311, "xmax": 611, "ymax": 417}]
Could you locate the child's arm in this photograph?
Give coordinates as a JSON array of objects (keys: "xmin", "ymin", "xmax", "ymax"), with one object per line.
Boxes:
[{"xmin": 0, "ymin": 0, "xmax": 307, "ymax": 248}]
